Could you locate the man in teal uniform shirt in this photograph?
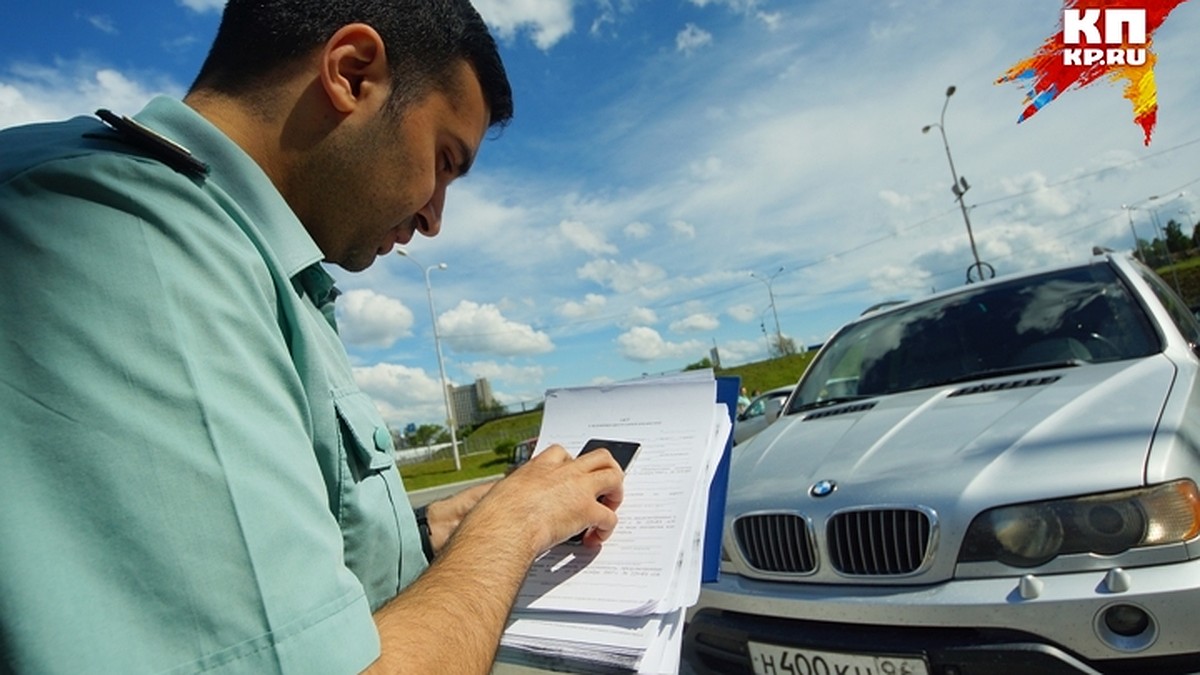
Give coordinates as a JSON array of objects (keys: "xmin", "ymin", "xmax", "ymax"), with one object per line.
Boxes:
[{"xmin": 0, "ymin": 1, "xmax": 627, "ymax": 673}]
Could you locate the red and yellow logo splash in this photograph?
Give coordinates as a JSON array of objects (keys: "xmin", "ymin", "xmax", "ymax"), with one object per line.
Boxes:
[{"xmin": 996, "ymin": 0, "xmax": 1191, "ymax": 145}]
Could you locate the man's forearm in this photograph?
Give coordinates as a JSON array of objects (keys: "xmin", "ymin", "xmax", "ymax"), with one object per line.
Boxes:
[
  {"xmin": 367, "ymin": 509, "xmax": 539, "ymax": 674},
  {"xmin": 367, "ymin": 446, "xmax": 624, "ymax": 674}
]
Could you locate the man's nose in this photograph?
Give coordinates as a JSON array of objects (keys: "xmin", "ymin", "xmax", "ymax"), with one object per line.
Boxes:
[{"xmin": 415, "ymin": 185, "xmax": 446, "ymax": 238}]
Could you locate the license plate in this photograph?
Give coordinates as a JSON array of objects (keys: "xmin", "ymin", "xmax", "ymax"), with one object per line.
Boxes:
[{"xmin": 748, "ymin": 641, "xmax": 929, "ymax": 675}]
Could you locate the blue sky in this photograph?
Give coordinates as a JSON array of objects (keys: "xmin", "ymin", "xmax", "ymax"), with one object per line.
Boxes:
[{"xmin": 4, "ymin": 0, "xmax": 1199, "ymax": 429}]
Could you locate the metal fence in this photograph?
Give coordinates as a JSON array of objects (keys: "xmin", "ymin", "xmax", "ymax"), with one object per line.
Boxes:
[{"xmin": 393, "ymin": 423, "xmax": 542, "ymax": 467}]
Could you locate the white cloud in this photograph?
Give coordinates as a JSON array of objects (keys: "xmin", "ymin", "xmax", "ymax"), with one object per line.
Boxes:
[
  {"xmin": 624, "ymin": 221, "xmax": 652, "ymax": 239},
  {"xmin": 559, "ymin": 219, "xmax": 618, "ymax": 255},
  {"xmin": 559, "ymin": 293, "xmax": 607, "ymax": 318},
  {"xmin": 867, "ymin": 264, "xmax": 934, "ymax": 297},
  {"xmin": 461, "ymin": 360, "xmax": 547, "ymax": 385},
  {"xmin": 337, "ymin": 289, "xmax": 414, "ymax": 349},
  {"xmin": 676, "ymin": 23, "xmax": 713, "ymax": 54},
  {"xmin": 439, "ymin": 300, "xmax": 555, "ymax": 356},
  {"xmin": 669, "ymin": 219, "xmax": 697, "ymax": 239},
  {"xmin": 177, "ymin": 0, "xmax": 225, "ymax": 12},
  {"xmin": 689, "ymin": 156, "xmax": 723, "ymax": 180},
  {"xmin": 352, "ymin": 363, "xmax": 446, "ymax": 427},
  {"xmin": 714, "ymin": 338, "xmax": 768, "ymax": 366},
  {"xmin": 727, "ymin": 303, "xmax": 758, "ymax": 323},
  {"xmin": 687, "ymin": 0, "xmax": 758, "ymax": 9},
  {"xmin": 578, "ymin": 259, "xmax": 669, "ymax": 295},
  {"xmin": 623, "ymin": 307, "xmax": 659, "ymax": 327},
  {"xmin": 757, "ymin": 11, "xmax": 783, "ymax": 30},
  {"xmin": 670, "ymin": 313, "xmax": 720, "ymax": 333},
  {"xmin": 82, "ymin": 14, "xmax": 118, "ymax": 34},
  {"xmin": 688, "ymin": 0, "xmax": 775, "ymax": 24},
  {"xmin": 998, "ymin": 171, "xmax": 1077, "ymax": 218},
  {"xmin": 879, "ymin": 189, "xmax": 914, "ymax": 210},
  {"xmin": 0, "ymin": 63, "xmax": 181, "ymax": 129},
  {"xmin": 616, "ymin": 326, "xmax": 707, "ymax": 362},
  {"xmin": 474, "ymin": 0, "xmax": 575, "ymax": 50}
]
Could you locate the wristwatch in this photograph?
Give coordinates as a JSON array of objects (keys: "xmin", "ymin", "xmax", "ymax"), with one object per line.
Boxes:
[{"xmin": 413, "ymin": 505, "xmax": 435, "ymax": 561}]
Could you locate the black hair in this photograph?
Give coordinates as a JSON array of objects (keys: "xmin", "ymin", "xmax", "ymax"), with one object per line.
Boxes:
[{"xmin": 190, "ymin": 0, "xmax": 512, "ymax": 127}]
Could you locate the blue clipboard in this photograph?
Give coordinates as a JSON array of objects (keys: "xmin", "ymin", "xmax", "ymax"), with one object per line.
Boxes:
[{"xmin": 702, "ymin": 376, "xmax": 739, "ymax": 582}]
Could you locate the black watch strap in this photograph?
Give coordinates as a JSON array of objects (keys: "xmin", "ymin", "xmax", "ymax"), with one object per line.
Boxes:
[{"xmin": 414, "ymin": 505, "xmax": 435, "ymax": 561}]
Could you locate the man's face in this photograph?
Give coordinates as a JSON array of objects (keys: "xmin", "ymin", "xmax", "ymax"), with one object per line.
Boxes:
[{"xmin": 309, "ymin": 60, "xmax": 491, "ymax": 272}]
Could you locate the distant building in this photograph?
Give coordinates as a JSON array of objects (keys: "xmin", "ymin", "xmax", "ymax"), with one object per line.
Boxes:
[{"xmin": 447, "ymin": 378, "xmax": 498, "ymax": 427}]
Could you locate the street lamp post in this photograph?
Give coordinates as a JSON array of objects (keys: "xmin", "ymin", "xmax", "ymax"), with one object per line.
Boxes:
[
  {"xmin": 750, "ymin": 267, "xmax": 784, "ymax": 357},
  {"xmin": 1121, "ymin": 204, "xmax": 1147, "ymax": 260},
  {"xmin": 922, "ymin": 85, "xmax": 994, "ymax": 284},
  {"xmin": 1148, "ymin": 192, "xmax": 1187, "ymax": 298},
  {"xmin": 396, "ymin": 249, "xmax": 461, "ymax": 471}
]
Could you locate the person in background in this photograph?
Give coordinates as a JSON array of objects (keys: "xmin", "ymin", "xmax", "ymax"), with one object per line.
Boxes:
[{"xmin": 0, "ymin": 1, "xmax": 625, "ymax": 673}]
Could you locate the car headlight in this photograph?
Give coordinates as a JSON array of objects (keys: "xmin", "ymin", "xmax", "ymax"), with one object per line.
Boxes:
[{"xmin": 959, "ymin": 480, "xmax": 1200, "ymax": 567}]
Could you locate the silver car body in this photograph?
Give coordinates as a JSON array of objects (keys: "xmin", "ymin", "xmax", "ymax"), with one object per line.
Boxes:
[
  {"xmin": 685, "ymin": 253, "xmax": 1200, "ymax": 674},
  {"xmin": 732, "ymin": 385, "xmax": 794, "ymax": 446}
]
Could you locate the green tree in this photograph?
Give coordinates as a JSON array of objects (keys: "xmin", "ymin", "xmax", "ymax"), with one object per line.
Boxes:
[
  {"xmin": 408, "ymin": 423, "xmax": 445, "ymax": 447},
  {"xmin": 773, "ymin": 335, "xmax": 798, "ymax": 356},
  {"xmin": 1164, "ymin": 219, "xmax": 1190, "ymax": 254},
  {"xmin": 684, "ymin": 356, "xmax": 714, "ymax": 371}
]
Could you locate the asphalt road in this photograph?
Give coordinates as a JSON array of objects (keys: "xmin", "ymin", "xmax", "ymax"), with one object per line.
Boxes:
[{"xmin": 407, "ymin": 475, "xmax": 500, "ymax": 507}]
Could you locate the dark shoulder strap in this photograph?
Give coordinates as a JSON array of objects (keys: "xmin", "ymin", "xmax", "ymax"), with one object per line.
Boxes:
[{"xmin": 94, "ymin": 109, "xmax": 209, "ymax": 178}]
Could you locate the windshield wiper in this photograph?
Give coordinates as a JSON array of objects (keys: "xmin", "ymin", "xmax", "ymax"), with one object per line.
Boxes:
[
  {"xmin": 791, "ymin": 395, "xmax": 875, "ymax": 413},
  {"xmin": 921, "ymin": 359, "xmax": 1085, "ymax": 389}
]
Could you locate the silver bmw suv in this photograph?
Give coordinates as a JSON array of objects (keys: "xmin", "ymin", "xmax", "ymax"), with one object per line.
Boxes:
[{"xmin": 684, "ymin": 252, "xmax": 1200, "ymax": 674}]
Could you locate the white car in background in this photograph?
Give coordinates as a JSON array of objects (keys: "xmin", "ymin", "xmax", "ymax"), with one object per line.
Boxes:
[
  {"xmin": 733, "ymin": 385, "xmax": 794, "ymax": 446},
  {"xmin": 684, "ymin": 251, "xmax": 1200, "ymax": 674}
]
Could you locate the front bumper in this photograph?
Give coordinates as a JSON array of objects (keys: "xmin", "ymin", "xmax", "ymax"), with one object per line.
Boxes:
[{"xmin": 682, "ymin": 557, "xmax": 1200, "ymax": 674}]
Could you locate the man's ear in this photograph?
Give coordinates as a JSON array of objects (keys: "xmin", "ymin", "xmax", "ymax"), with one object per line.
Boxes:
[{"xmin": 319, "ymin": 23, "xmax": 390, "ymax": 115}]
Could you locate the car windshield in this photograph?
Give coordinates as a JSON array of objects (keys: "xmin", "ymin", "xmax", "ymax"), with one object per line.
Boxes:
[{"xmin": 789, "ymin": 262, "xmax": 1162, "ymax": 411}]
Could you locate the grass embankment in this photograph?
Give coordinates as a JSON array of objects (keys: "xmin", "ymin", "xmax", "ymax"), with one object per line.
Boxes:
[
  {"xmin": 398, "ymin": 450, "xmax": 512, "ymax": 491},
  {"xmin": 397, "ymin": 352, "xmax": 819, "ymax": 490},
  {"xmin": 1158, "ymin": 258, "xmax": 1200, "ymax": 308}
]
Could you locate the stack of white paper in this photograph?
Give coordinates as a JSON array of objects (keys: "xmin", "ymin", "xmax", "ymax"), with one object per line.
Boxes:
[{"xmin": 498, "ymin": 370, "xmax": 731, "ymax": 674}]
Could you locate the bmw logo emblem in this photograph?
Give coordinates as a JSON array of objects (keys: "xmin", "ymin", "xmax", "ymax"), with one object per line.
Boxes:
[{"xmin": 809, "ymin": 480, "xmax": 837, "ymax": 498}]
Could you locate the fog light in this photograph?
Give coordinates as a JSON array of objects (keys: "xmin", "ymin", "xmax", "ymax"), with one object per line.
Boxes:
[
  {"xmin": 1094, "ymin": 602, "xmax": 1157, "ymax": 652},
  {"xmin": 1104, "ymin": 604, "xmax": 1150, "ymax": 637}
]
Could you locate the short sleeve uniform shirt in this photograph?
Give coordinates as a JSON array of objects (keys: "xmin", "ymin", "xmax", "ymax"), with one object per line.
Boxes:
[{"xmin": 0, "ymin": 97, "xmax": 427, "ymax": 674}]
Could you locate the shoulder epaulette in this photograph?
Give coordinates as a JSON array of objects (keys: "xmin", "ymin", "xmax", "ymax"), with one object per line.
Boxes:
[{"xmin": 95, "ymin": 109, "xmax": 209, "ymax": 178}]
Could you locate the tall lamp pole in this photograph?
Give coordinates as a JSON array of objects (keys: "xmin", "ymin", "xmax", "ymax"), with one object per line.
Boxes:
[
  {"xmin": 922, "ymin": 85, "xmax": 994, "ymax": 284},
  {"xmin": 1120, "ymin": 204, "xmax": 1146, "ymax": 260},
  {"xmin": 396, "ymin": 249, "xmax": 461, "ymax": 471},
  {"xmin": 1148, "ymin": 192, "xmax": 1187, "ymax": 298},
  {"xmin": 750, "ymin": 266, "xmax": 784, "ymax": 357}
]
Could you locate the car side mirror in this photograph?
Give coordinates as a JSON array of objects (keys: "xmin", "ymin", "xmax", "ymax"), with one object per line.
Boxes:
[{"xmin": 765, "ymin": 398, "xmax": 784, "ymax": 422}]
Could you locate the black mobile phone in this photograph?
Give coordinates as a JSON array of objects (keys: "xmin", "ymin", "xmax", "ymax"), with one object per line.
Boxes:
[
  {"xmin": 578, "ymin": 438, "xmax": 641, "ymax": 472},
  {"xmin": 568, "ymin": 439, "xmax": 641, "ymax": 544}
]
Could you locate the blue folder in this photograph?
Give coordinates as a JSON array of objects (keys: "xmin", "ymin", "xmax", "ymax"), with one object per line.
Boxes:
[{"xmin": 702, "ymin": 376, "xmax": 739, "ymax": 582}]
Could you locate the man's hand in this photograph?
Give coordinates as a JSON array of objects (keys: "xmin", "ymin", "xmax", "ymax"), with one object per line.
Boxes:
[
  {"xmin": 454, "ymin": 443, "xmax": 626, "ymax": 555},
  {"xmin": 371, "ymin": 442, "xmax": 627, "ymax": 674},
  {"xmin": 423, "ymin": 481, "xmax": 495, "ymax": 556}
]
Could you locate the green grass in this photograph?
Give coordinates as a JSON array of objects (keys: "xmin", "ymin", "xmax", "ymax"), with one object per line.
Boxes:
[
  {"xmin": 1156, "ymin": 258, "xmax": 1200, "ymax": 308},
  {"xmin": 396, "ymin": 353, "xmax": 820, "ymax": 490},
  {"xmin": 715, "ymin": 351, "xmax": 818, "ymax": 395},
  {"xmin": 398, "ymin": 449, "xmax": 512, "ymax": 491}
]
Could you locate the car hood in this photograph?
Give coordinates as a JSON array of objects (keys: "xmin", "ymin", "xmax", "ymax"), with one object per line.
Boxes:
[{"xmin": 729, "ymin": 357, "xmax": 1176, "ymax": 518}]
